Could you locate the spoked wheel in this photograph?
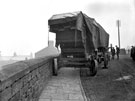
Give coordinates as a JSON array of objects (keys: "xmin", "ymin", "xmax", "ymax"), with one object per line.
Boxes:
[
  {"xmin": 104, "ymin": 57, "xmax": 108, "ymax": 68},
  {"xmin": 89, "ymin": 60, "xmax": 97, "ymax": 76},
  {"xmin": 104, "ymin": 59, "xmax": 108, "ymax": 68}
]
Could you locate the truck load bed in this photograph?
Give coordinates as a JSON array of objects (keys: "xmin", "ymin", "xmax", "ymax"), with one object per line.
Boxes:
[{"xmin": 48, "ymin": 11, "xmax": 109, "ymax": 56}]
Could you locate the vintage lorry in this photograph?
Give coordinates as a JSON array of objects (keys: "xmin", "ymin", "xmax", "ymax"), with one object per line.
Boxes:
[{"xmin": 48, "ymin": 11, "xmax": 109, "ymax": 76}]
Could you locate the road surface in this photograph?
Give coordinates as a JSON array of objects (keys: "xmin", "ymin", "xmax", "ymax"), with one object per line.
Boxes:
[{"xmin": 81, "ymin": 55, "xmax": 135, "ymax": 101}]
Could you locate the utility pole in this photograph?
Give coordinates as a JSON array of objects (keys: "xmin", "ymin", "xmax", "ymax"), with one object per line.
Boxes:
[{"xmin": 116, "ymin": 20, "xmax": 121, "ymax": 48}]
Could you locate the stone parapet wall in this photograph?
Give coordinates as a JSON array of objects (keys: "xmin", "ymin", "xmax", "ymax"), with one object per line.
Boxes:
[{"xmin": 0, "ymin": 55, "xmax": 56, "ymax": 101}]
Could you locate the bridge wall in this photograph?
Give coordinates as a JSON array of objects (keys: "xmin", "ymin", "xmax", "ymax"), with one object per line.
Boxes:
[{"xmin": 0, "ymin": 56, "xmax": 56, "ymax": 101}]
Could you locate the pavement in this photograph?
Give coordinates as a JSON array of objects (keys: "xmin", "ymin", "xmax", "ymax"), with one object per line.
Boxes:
[{"xmin": 39, "ymin": 67, "xmax": 87, "ymax": 101}]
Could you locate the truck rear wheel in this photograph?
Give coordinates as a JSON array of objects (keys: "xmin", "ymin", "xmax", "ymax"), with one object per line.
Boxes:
[{"xmin": 89, "ymin": 60, "xmax": 97, "ymax": 76}]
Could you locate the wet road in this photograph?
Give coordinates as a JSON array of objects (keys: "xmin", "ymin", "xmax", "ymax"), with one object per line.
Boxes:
[{"xmin": 81, "ymin": 55, "xmax": 135, "ymax": 101}]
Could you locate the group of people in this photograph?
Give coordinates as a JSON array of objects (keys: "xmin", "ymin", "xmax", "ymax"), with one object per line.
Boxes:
[{"xmin": 111, "ymin": 45, "xmax": 120, "ymax": 60}]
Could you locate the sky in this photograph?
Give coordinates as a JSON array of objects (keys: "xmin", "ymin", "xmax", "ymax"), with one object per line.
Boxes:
[{"xmin": 0, "ymin": 0, "xmax": 135, "ymax": 56}]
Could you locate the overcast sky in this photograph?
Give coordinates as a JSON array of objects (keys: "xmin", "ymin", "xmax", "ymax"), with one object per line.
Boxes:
[{"xmin": 0, "ymin": 0, "xmax": 135, "ymax": 56}]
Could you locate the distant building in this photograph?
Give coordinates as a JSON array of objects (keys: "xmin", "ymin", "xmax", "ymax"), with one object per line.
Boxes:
[{"xmin": 35, "ymin": 41, "xmax": 60, "ymax": 58}]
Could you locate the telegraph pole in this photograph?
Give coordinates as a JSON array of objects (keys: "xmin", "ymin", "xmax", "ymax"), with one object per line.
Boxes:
[{"xmin": 116, "ymin": 20, "xmax": 121, "ymax": 48}]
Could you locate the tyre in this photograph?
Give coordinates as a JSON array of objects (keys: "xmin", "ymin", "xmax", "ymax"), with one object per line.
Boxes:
[
  {"xmin": 53, "ymin": 58, "xmax": 58, "ymax": 76},
  {"xmin": 89, "ymin": 60, "xmax": 98, "ymax": 76},
  {"xmin": 104, "ymin": 57, "xmax": 108, "ymax": 68}
]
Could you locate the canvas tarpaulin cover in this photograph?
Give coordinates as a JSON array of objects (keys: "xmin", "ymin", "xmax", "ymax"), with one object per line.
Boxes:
[{"xmin": 48, "ymin": 11, "xmax": 109, "ymax": 54}]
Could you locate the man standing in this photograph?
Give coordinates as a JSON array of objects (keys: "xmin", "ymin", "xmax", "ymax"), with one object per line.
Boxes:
[
  {"xmin": 116, "ymin": 45, "xmax": 120, "ymax": 60},
  {"xmin": 131, "ymin": 46, "xmax": 135, "ymax": 60},
  {"xmin": 111, "ymin": 47, "xmax": 115, "ymax": 60},
  {"xmin": 131, "ymin": 46, "xmax": 134, "ymax": 58}
]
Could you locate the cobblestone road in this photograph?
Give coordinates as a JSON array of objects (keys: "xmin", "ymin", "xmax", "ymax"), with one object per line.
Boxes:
[{"xmin": 81, "ymin": 55, "xmax": 135, "ymax": 101}]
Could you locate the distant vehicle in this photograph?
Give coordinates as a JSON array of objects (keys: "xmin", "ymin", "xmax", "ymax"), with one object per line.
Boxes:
[
  {"xmin": 131, "ymin": 46, "xmax": 135, "ymax": 61},
  {"xmin": 48, "ymin": 11, "xmax": 109, "ymax": 76}
]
